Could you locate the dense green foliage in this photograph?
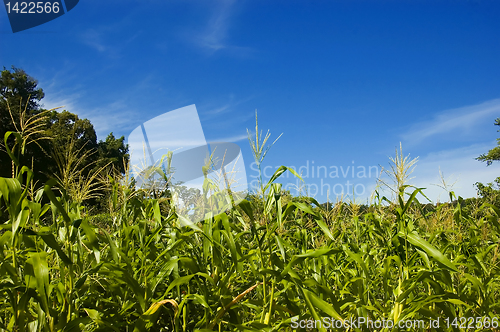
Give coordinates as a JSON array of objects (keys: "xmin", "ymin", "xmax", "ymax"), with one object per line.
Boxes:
[
  {"xmin": 477, "ymin": 118, "xmax": 500, "ymax": 166},
  {"xmin": 473, "ymin": 117, "xmax": 500, "ymax": 211},
  {"xmin": 1, "ymin": 129, "xmax": 500, "ymax": 331}
]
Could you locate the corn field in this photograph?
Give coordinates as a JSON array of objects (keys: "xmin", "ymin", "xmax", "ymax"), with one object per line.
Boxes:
[{"xmin": 0, "ymin": 130, "xmax": 499, "ymax": 331}]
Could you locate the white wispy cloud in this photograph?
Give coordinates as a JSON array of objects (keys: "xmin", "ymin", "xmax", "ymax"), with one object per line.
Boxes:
[
  {"xmin": 412, "ymin": 143, "xmax": 499, "ymax": 202},
  {"xmin": 37, "ymin": 65, "xmax": 187, "ymax": 140},
  {"xmin": 42, "ymin": 93, "xmax": 140, "ymax": 138},
  {"xmin": 187, "ymin": 0, "xmax": 254, "ymax": 56},
  {"xmin": 83, "ymin": 108, "xmax": 140, "ymax": 137},
  {"xmin": 199, "ymin": 0, "xmax": 234, "ymax": 51},
  {"xmin": 210, "ymin": 134, "xmax": 248, "ymax": 143},
  {"xmin": 41, "ymin": 94, "xmax": 79, "ymax": 112},
  {"xmin": 80, "ymin": 29, "xmax": 108, "ymax": 53},
  {"xmin": 402, "ymin": 98, "xmax": 500, "ymax": 145},
  {"xmin": 38, "ymin": 66, "xmax": 85, "ymax": 112},
  {"xmin": 79, "ymin": 19, "xmax": 142, "ymax": 57},
  {"xmin": 202, "ymin": 95, "xmax": 254, "ymax": 116},
  {"xmin": 206, "ymin": 103, "xmax": 231, "ymax": 115}
]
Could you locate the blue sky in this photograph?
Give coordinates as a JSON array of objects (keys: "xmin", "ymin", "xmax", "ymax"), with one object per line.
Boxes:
[{"xmin": 1, "ymin": 0, "xmax": 500, "ymax": 203}]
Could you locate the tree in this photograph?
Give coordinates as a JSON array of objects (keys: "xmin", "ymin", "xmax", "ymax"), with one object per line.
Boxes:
[
  {"xmin": 45, "ymin": 109, "xmax": 100, "ymax": 175},
  {"xmin": 97, "ymin": 133, "xmax": 129, "ymax": 174},
  {"xmin": 47, "ymin": 110, "xmax": 98, "ymax": 150},
  {"xmin": 45, "ymin": 110, "xmax": 129, "ymax": 176},
  {"xmin": 0, "ymin": 66, "xmax": 129, "ymax": 199},
  {"xmin": 0, "ymin": 66, "xmax": 44, "ymax": 118},
  {"xmin": 476, "ymin": 117, "xmax": 500, "ymax": 165},
  {"xmin": 0, "ymin": 67, "xmax": 47, "ymax": 178},
  {"xmin": 475, "ymin": 117, "xmax": 500, "ymax": 206}
]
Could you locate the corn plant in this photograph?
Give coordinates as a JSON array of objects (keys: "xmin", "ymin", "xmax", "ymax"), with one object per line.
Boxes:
[{"xmin": 1, "ymin": 126, "xmax": 500, "ymax": 331}]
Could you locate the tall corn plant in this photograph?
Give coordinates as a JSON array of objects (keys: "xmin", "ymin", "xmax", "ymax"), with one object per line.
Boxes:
[
  {"xmin": 0, "ymin": 130, "xmax": 80, "ymax": 331},
  {"xmin": 52, "ymin": 136, "xmax": 110, "ymax": 205},
  {"xmin": 247, "ymin": 111, "xmax": 282, "ymax": 197},
  {"xmin": 1, "ymin": 101, "xmax": 55, "ymax": 178},
  {"xmin": 378, "ymin": 142, "xmax": 419, "ymax": 202}
]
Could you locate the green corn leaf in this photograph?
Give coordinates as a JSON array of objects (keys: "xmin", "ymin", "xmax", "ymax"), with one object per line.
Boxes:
[
  {"xmin": 220, "ymin": 213, "xmax": 239, "ymax": 269},
  {"xmin": 80, "ymin": 220, "xmax": 98, "ymax": 248},
  {"xmin": 134, "ymin": 299, "xmax": 179, "ymax": 332},
  {"xmin": 301, "ymin": 288, "xmax": 327, "ymax": 332},
  {"xmin": 0, "ymin": 178, "xmax": 23, "ymax": 217},
  {"xmin": 25, "ymin": 252, "xmax": 50, "ymax": 314},
  {"xmin": 43, "ymin": 179, "xmax": 71, "ymax": 225},
  {"xmin": 238, "ymin": 199, "xmax": 254, "ymax": 221},
  {"xmin": 281, "ymin": 248, "xmax": 340, "ymax": 277},
  {"xmin": 180, "ymin": 257, "xmax": 200, "ymax": 273},
  {"xmin": 314, "ymin": 217, "xmax": 335, "ymax": 241},
  {"xmin": 398, "ymin": 230, "xmax": 458, "ymax": 272},
  {"xmin": 344, "ymin": 248, "xmax": 369, "ymax": 277},
  {"xmin": 165, "ymin": 275, "xmax": 195, "ymax": 296},
  {"xmin": 151, "ymin": 258, "xmax": 180, "ymax": 294},
  {"xmin": 61, "ymin": 317, "xmax": 93, "ymax": 332},
  {"xmin": 12, "ymin": 207, "xmax": 29, "ymax": 240},
  {"xmin": 83, "ymin": 308, "xmax": 120, "ymax": 330},
  {"xmin": 3, "ymin": 132, "xmax": 22, "ymax": 166},
  {"xmin": 178, "ymin": 213, "xmax": 202, "ymax": 232},
  {"xmin": 303, "ymin": 288, "xmax": 344, "ymax": 322},
  {"xmin": 264, "ymin": 166, "xmax": 302, "ymax": 193},
  {"xmin": 102, "ymin": 230, "xmax": 119, "ymax": 264},
  {"xmin": 292, "ymin": 202, "xmax": 318, "ymax": 217},
  {"xmin": 101, "ymin": 263, "xmax": 146, "ymax": 312},
  {"xmin": 38, "ymin": 231, "xmax": 72, "ymax": 265}
]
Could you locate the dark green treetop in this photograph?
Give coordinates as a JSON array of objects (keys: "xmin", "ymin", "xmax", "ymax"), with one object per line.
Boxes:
[
  {"xmin": 0, "ymin": 66, "xmax": 128, "ymax": 185},
  {"xmin": 477, "ymin": 117, "xmax": 500, "ymax": 166}
]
